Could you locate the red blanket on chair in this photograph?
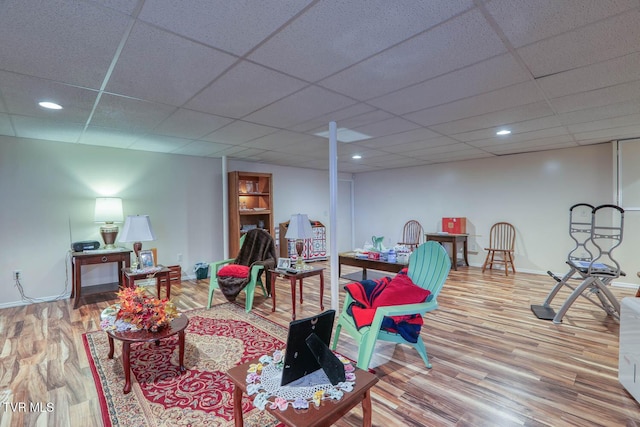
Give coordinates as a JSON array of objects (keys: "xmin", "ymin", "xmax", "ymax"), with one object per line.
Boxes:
[{"xmin": 344, "ymin": 269, "xmax": 431, "ymax": 343}]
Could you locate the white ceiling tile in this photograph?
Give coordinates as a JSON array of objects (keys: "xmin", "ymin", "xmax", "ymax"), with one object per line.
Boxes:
[
  {"xmin": 487, "ymin": 139, "xmax": 578, "ymax": 155},
  {"xmin": 153, "ymin": 109, "xmax": 233, "ymax": 140},
  {"xmin": 249, "ymin": 0, "xmax": 475, "ymax": 82},
  {"xmin": 79, "ymin": 126, "xmax": 143, "ymax": 149},
  {"xmin": 318, "ymin": 8, "xmax": 507, "ymax": 100},
  {"xmin": 206, "ymin": 145, "xmax": 258, "ymax": 157},
  {"xmin": 467, "ymin": 130, "xmax": 573, "ymax": 148},
  {"xmin": 486, "ymin": 0, "xmax": 637, "ymax": 47},
  {"xmin": 171, "ymin": 140, "xmax": 233, "ymax": 157},
  {"xmin": 185, "ymin": 61, "xmax": 309, "ymax": 118},
  {"xmin": 557, "ymin": 100, "xmax": 640, "ymax": 126},
  {"xmin": 290, "ymin": 103, "xmax": 377, "ymax": 133},
  {"xmin": 129, "ymin": 135, "xmax": 192, "ymax": 153},
  {"xmin": 90, "ymin": 94, "xmax": 176, "ymax": 132},
  {"xmin": 573, "ymin": 125, "xmax": 640, "ymax": 142},
  {"xmin": 106, "ymin": 22, "xmax": 237, "ymax": 106},
  {"xmin": 517, "ymin": 9, "xmax": 640, "ymax": 78},
  {"xmin": 0, "ymin": 0, "xmax": 131, "ymax": 88},
  {"xmin": 12, "ymin": 115, "xmax": 83, "ymax": 143},
  {"xmin": 355, "ymin": 128, "xmax": 445, "ymax": 150},
  {"xmin": 138, "ymin": 0, "xmax": 313, "ymax": 56},
  {"xmin": 538, "ymin": 52, "xmax": 640, "ymax": 99},
  {"xmin": 452, "ymin": 115, "xmax": 565, "ymax": 142},
  {"xmin": 0, "ymin": 72, "xmax": 98, "ymax": 123},
  {"xmin": 368, "ymin": 54, "xmax": 530, "ymax": 115},
  {"xmin": 243, "ymin": 130, "xmax": 309, "ymax": 150},
  {"xmin": 202, "ymin": 120, "xmax": 279, "ymax": 144},
  {"xmin": 352, "ymin": 117, "xmax": 421, "ymax": 139},
  {"xmin": 548, "ymin": 78, "xmax": 640, "ymax": 114},
  {"xmin": 243, "ymin": 86, "xmax": 356, "ymax": 128},
  {"xmin": 375, "ymin": 136, "xmax": 460, "ymax": 153},
  {"xmin": 408, "ymin": 82, "xmax": 550, "ymax": 129},
  {"xmin": 566, "ymin": 113, "xmax": 640, "ymax": 134}
]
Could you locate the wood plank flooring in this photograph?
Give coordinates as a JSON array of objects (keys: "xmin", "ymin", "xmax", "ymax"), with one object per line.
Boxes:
[{"xmin": 1, "ymin": 263, "xmax": 639, "ymax": 426}]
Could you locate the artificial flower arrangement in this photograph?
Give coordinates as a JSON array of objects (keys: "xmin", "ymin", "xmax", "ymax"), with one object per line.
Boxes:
[
  {"xmin": 101, "ymin": 287, "xmax": 178, "ymax": 332},
  {"xmin": 246, "ymin": 349, "xmax": 356, "ymax": 411}
]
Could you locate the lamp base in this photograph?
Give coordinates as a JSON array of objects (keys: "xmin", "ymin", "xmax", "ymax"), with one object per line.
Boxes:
[
  {"xmin": 100, "ymin": 224, "xmax": 119, "ymax": 250},
  {"xmin": 295, "ymin": 239, "xmax": 305, "ymax": 270}
]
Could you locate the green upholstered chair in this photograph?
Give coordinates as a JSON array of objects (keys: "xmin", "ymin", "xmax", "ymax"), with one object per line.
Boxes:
[
  {"xmin": 207, "ymin": 234, "xmax": 268, "ymax": 311},
  {"xmin": 331, "ymin": 241, "xmax": 451, "ymax": 370}
]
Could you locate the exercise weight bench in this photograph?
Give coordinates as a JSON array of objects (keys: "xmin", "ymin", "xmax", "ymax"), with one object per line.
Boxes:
[{"xmin": 531, "ymin": 204, "xmax": 624, "ymax": 324}]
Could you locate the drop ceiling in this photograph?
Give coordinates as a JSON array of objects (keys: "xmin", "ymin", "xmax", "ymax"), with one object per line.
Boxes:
[{"xmin": 1, "ymin": 0, "xmax": 639, "ymax": 173}]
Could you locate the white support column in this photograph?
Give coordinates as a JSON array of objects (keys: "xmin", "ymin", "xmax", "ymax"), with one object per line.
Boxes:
[
  {"xmin": 329, "ymin": 122, "xmax": 339, "ymax": 311},
  {"xmin": 222, "ymin": 156, "xmax": 229, "ymax": 260}
]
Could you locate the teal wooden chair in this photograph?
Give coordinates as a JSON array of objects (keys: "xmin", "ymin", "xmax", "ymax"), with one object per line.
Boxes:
[
  {"xmin": 331, "ymin": 241, "xmax": 451, "ymax": 370},
  {"xmin": 207, "ymin": 234, "xmax": 268, "ymax": 311}
]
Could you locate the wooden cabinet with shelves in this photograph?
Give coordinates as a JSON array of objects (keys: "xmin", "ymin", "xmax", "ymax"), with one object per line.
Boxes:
[{"xmin": 228, "ymin": 171, "xmax": 274, "ymax": 256}]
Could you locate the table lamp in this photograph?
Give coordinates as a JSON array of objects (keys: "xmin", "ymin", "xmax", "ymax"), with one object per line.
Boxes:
[
  {"xmin": 118, "ymin": 215, "xmax": 156, "ymax": 261},
  {"xmin": 285, "ymin": 214, "xmax": 313, "ymax": 270},
  {"xmin": 94, "ymin": 197, "xmax": 123, "ymax": 249}
]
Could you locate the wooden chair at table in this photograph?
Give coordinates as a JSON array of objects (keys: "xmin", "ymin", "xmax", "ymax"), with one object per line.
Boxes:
[
  {"xmin": 398, "ymin": 219, "xmax": 423, "ymax": 251},
  {"xmin": 331, "ymin": 241, "xmax": 451, "ymax": 370},
  {"xmin": 481, "ymin": 222, "xmax": 516, "ymax": 276}
]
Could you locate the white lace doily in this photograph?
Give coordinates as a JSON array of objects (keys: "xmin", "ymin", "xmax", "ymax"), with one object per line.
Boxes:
[{"xmin": 245, "ymin": 351, "xmax": 356, "ymax": 411}]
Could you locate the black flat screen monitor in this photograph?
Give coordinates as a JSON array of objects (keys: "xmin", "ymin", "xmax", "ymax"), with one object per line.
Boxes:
[{"xmin": 280, "ymin": 310, "xmax": 344, "ymax": 386}]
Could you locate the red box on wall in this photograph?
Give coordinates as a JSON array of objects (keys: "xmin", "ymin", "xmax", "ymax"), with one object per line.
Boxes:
[{"xmin": 442, "ymin": 217, "xmax": 467, "ymax": 234}]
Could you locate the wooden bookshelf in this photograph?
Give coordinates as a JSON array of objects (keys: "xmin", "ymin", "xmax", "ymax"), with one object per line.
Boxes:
[{"xmin": 228, "ymin": 171, "xmax": 274, "ymax": 257}]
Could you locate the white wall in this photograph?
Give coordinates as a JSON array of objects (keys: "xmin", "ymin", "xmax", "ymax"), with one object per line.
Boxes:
[
  {"xmin": 0, "ymin": 137, "xmax": 345, "ymax": 307},
  {"xmin": 352, "ymin": 143, "xmax": 638, "ymax": 286},
  {"xmin": 2, "ymin": 136, "xmax": 636, "ymax": 308}
]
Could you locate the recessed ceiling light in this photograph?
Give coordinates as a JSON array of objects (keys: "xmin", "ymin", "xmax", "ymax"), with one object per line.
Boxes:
[
  {"xmin": 38, "ymin": 101, "xmax": 63, "ymax": 110},
  {"xmin": 314, "ymin": 127, "xmax": 371, "ymax": 143},
  {"xmin": 352, "ymin": 154, "xmax": 362, "ymax": 159},
  {"xmin": 496, "ymin": 129, "xmax": 511, "ymax": 136}
]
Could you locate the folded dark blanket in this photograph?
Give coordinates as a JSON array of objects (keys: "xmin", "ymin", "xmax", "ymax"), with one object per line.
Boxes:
[
  {"xmin": 344, "ymin": 269, "xmax": 431, "ymax": 343},
  {"xmin": 218, "ymin": 229, "xmax": 276, "ymax": 302}
]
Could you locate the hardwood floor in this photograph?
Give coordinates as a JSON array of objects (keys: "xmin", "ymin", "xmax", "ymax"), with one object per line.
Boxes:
[{"xmin": 1, "ymin": 263, "xmax": 639, "ymax": 426}]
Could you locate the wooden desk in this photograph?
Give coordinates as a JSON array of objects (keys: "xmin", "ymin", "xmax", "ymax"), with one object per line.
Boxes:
[
  {"xmin": 338, "ymin": 253, "xmax": 406, "ymax": 280},
  {"xmin": 105, "ymin": 314, "xmax": 188, "ymax": 394},
  {"xmin": 425, "ymin": 233, "xmax": 469, "ymax": 270},
  {"xmin": 123, "ymin": 266, "xmax": 172, "ymax": 299},
  {"xmin": 269, "ymin": 267, "xmax": 324, "ymax": 320},
  {"xmin": 226, "ymin": 358, "xmax": 379, "ymax": 427},
  {"xmin": 71, "ymin": 249, "xmax": 132, "ymax": 309}
]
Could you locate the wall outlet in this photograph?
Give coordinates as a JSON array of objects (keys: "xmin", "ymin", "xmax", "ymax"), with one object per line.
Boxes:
[
  {"xmin": 177, "ymin": 253, "xmax": 183, "ymax": 262},
  {"xmin": 13, "ymin": 270, "xmax": 21, "ymax": 280}
]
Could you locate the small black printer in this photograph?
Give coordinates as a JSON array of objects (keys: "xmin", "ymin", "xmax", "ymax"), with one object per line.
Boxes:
[{"xmin": 71, "ymin": 241, "xmax": 101, "ymax": 252}]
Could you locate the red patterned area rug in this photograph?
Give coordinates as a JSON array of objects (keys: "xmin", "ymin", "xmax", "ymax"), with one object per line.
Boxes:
[{"xmin": 83, "ymin": 302, "xmax": 286, "ymax": 426}]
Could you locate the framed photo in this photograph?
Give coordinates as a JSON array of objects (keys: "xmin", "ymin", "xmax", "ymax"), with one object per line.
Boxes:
[
  {"xmin": 138, "ymin": 250, "xmax": 155, "ymax": 268},
  {"xmin": 277, "ymin": 258, "xmax": 291, "ymax": 270}
]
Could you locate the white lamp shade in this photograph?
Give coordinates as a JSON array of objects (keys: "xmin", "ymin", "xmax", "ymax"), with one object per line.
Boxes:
[
  {"xmin": 94, "ymin": 197, "xmax": 123, "ymax": 223},
  {"xmin": 118, "ymin": 215, "xmax": 156, "ymax": 242},
  {"xmin": 285, "ymin": 214, "xmax": 313, "ymax": 240}
]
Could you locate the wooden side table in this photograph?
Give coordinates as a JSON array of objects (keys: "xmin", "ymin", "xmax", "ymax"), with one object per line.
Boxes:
[
  {"xmin": 226, "ymin": 358, "xmax": 379, "ymax": 427},
  {"xmin": 269, "ymin": 267, "xmax": 324, "ymax": 320},
  {"xmin": 105, "ymin": 314, "xmax": 189, "ymax": 394},
  {"xmin": 123, "ymin": 266, "xmax": 172, "ymax": 299},
  {"xmin": 71, "ymin": 249, "xmax": 132, "ymax": 309},
  {"xmin": 425, "ymin": 233, "xmax": 469, "ymax": 271}
]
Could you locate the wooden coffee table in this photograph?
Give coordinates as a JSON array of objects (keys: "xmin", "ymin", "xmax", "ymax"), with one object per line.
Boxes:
[
  {"xmin": 226, "ymin": 358, "xmax": 379, "ymax": 427},
  {"xmin": 338, "ymin": 252, "xmax": 407, "ymax": 280},
  {"xmin": 105, "ymin": 314, "xmax": 189, "ymax": 394},
  {"xmin": 269, "ymin": 267, "xmax": 324, "ymax": 320}
]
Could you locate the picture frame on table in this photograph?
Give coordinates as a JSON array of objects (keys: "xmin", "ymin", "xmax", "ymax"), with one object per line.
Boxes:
[
  {"xmin": 277, "ymin": 258, "xmax": 291, "ymax": 270},
  {"xmin": 138, "ymin": 250, "xmax": 155, "ymax": 268}
]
